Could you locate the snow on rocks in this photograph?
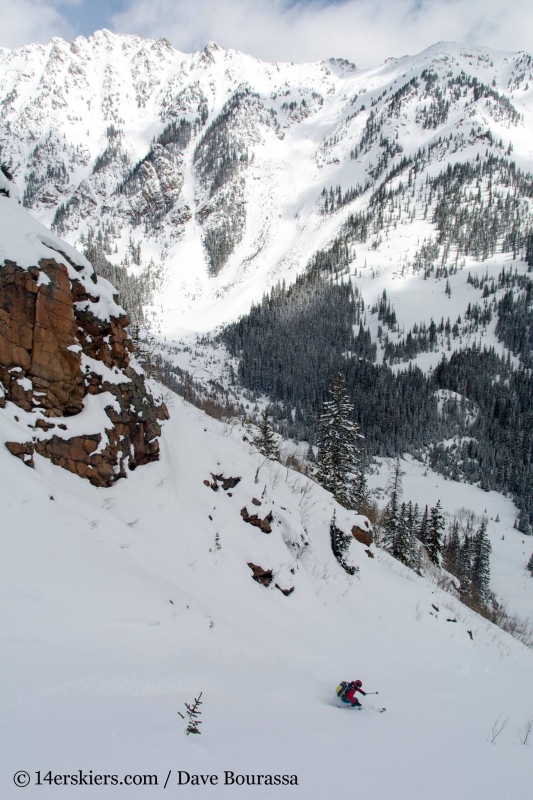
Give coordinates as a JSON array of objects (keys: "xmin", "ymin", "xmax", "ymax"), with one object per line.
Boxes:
[{"xmin": 0, "ymin": 194, "xmax": 168, "ymax": 485}]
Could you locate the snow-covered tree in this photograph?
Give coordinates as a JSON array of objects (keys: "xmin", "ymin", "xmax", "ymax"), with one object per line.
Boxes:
[
  {"xmin": 443, "ymin": 519, "xmax": 461, "ymax": 576},
  {"xmin": 458, "ymin": 533, "xmax": 474, "ymax": 600},
  {"xmin": 329, "ymin": 511, "xmax": 357, "ymax": 575},
  {"xmin": 418, "ymin": 505, "xmax": 429, "ymax": 545},
  {"xmin": 353, "ymin": 469, "xmax": 370, "ymax": 514},
  {"xmin": 393, "ymin": 501, "xmax": 419, "ymax": 568},
  {"xmin": 382, "ymin": 490, "xmax": 400, "ymax": 554},
  {"xmin": 527, "ymin": 551, "xmax": 533, "ymax": 575},
  {"xmin": 426, "ymin": 500, "xmax": 445, "ymax": 565},
  {"xmin": 251, "ymin": 407, "xmax": 279, "ymax": 460},
  {"xmin": 471, "ymin": 520, "xmax": 492, "ymax": 605},
  {"xmin": 517, "ymin": 506, "xmax": 532, "ymax": 536},
  {"xmin": 386, "ymin": 457, "xmax": 403, "ymax": 498},
  {"xmin": 316, "ymin": 374, "xmax": 364, "ymax": 509}
]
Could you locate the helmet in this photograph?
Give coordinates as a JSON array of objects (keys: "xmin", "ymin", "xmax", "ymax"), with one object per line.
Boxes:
[{"xmin": 354, "ymin": 679, "xmax": 363, "ymax": 687}]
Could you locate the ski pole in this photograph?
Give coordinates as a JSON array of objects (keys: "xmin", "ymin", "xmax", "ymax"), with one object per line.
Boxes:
[{"xmin": 365, "ymin": 691, "xmax": 379, "ymax": 695}]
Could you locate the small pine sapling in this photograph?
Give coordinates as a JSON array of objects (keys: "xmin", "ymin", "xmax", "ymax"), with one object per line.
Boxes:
[{"xmin": 179, "ymin": 692, "xmax": 203, "ymax": 735}]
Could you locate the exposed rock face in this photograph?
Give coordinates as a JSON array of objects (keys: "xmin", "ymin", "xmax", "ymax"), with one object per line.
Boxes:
[
  {"xmin": 203, "ymin": 473, "xmax": 241, "ymax": 491},
  {"xmin": 1, "ymin": 258, "xmax": 84, "ymax": 415},
  {"xmin": 240, "ymin": 506, "xmax": 273, "ymax": 534},
  {"xmin": 1, "ymin": 250, "xmax": 168, "ymax": 487},
  {"xmin": 248, "ymin": 563, "xmax": 273, "ymax": 587},
  {"xmin": 352, "ymin": 522, "xmax": 373, "ymax": 547}
]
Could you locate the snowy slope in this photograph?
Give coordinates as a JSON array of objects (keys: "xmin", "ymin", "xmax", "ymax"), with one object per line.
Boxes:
[
  {"xmin": 1, "ymin": 34, "xmax": 533, "ymax": 340},
  {"xmin": 2, "ymin": 37, "xmax": 533, "ymax": 799},
  {"xmin": 2, "ymin": 390, "xmax": 532, "ymax": 800},
  {"xmin": 367, "ymin": 454, "xmax": 533, "ymax": 620},
  {"xmin": 150, "ymin": 332, "xmax": 533, "ymax": 622}
]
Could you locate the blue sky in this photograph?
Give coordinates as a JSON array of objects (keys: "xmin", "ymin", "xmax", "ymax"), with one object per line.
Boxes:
[
  {"xmin": 2, "ymin": 0, "xmax": 532, "ymax": 67},
  {"xmin": 58, "ymin": 0, "xmax": 124, "ymax": 36}
]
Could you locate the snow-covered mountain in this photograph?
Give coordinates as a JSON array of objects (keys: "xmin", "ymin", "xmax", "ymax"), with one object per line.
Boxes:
[
  {"xmin": 2, "ymin": 38, "xmax": 533, "ymax": 799},
  {"xmin": 1, "ymin": 31, "xmax": 532, "ymax": 334}
]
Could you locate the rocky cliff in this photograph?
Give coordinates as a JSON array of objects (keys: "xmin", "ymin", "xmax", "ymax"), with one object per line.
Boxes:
[{"xmin": 0, "ymin": 178, "xmax": 168, "ymax": 487}]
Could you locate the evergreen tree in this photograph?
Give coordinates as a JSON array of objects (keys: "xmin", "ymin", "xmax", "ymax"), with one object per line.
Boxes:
[
  {"xmin": 412, "ymin": 502, "xmax": 421, "ymax": 529},
  {"xmin": 251, "ymin": 407, "xmax": 279, "ymax": 460},
  {"xmin": 458, "ymin": 534, "xmax": 474, "ymax": 600},
  {"xmin": 418, "ymin": 505, "xmax": 430, "ymax": 545},
  {"xmin": 353, "ymin": 469, "xmax": 370, "ymax": 513},
  {"xmin": 393, "ymin": 502, "xmax": 409, "ymax": 561},
  {"xmin": 181, "ymin": 693, "xmax": 203, "ymax": 735},
  {"xmin": 382, "ymin": 497, "xmax": 420, "ymax": 569},
  {"xmin": 316, "ymin": 374, "xmax": 364, "ymax": 509},
  {"xmin": 329, "ymin": 511, "xmax": 357, "ymax": 575},
  {"xmin": 405, "ymin": 501, "xmax": 421, "ymax": 568},
  {"xmin": 426, "ymin": 500, "xmax": 445, "ymax": 565},
  {"xmin": 443, "ymin": 519, "xmax": 461, "ymax": 576},
  {"xmin": 382, "ymin": 490, "xmax": 400, "ymax": 554},
  {"xmin": 527, "ymin": 551, "xmax": 533, "ymax": 574},
  {"xmin": 386, "ymin": 457, "xmax": 403, "ymax": 498},
  {"xmin": 517, "ymin": 506, "xmax": 532, "ymax": 536},
  {"xmin": 471, "ymin": 520, "xmax": 492, "ymax": 605}
]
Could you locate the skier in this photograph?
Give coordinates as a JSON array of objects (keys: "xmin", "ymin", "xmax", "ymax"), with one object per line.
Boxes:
[{"xmin": 336, "ymin": 679, "xmax": 367, "ymax": 707}]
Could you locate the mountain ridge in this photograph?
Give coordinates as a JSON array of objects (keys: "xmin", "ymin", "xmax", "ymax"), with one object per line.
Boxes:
[{"xmin": 1, "ymin": 32, "xmax": 532, "ymax": 334}]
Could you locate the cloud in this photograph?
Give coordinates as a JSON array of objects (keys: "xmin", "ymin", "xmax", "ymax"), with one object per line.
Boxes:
[
  {"xmin": 2, "ymin": 0, "xmax": 531, "ymax": 64},
  {"xmin": 110, "ymin": 0, "xmax": 533, "ymax": 66},
  {"xmin": 0, "ymin": 0, "xmax": 75, "ymax": 48}
]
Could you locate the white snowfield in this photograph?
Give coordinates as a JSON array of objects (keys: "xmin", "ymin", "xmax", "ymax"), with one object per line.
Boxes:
[{"xmin": 1, "ymin": 391, "xmax": 531, "ymax": 800}]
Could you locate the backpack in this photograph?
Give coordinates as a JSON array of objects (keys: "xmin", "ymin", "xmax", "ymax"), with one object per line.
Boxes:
[{"xmin": 336, "ymin": 681, "xmax": 351, "ymax": 699}]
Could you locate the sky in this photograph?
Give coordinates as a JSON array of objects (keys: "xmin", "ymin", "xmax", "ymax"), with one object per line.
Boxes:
[{"xmin": 1, "ymin": 0, "xmax": 532, "ymax": 67}]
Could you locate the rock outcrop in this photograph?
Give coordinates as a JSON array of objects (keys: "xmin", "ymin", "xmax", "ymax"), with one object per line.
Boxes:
[
  {"xmin": 1, "ymin": 192, "xmax": 167, "ymax": 486},
  {"xmin": 240, "ymin": 506, "xmax": 273, "ymax": 534},
  {"xmin": 352, "ymin": 521, "xmax": 373, "ymax": 546},
  {"xmin": 248, "ymin": 563, "xmax": 273, "ymax": 587}
]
